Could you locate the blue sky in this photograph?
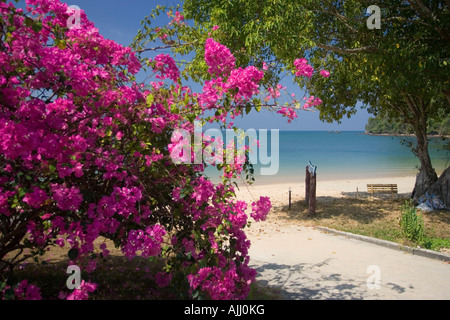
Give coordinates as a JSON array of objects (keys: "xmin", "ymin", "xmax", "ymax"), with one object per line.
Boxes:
[{"xmin": 32, "ymin": 0, "xmax": 372, "ymax": 131}]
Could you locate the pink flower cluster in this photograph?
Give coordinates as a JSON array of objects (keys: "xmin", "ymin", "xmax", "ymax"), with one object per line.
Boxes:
[
  {"xmin": 51, "ymin": 184, "xmax": 83, "ymax": 211},
  {"xmin": 320, "ymin": 70, "xmax": 330, "ymax": 77},
  {"xmin": 303, "ymin": 96, "xmax": 323, "ymax": 109},
  {"xmin": 251, "ymin": 196, "xmax": 271, "ymax": 222},
  {"xmin": 188, "ymin": 266, "xmax": 239, "ymax": 300},
  {"xmin": 277, "ymin": 107, "xmax": 298, "ymax": 123},
  {"xmin": 205, "ymin": 38, "xmax": 236, "ymax": 76},
  {"xmin": 170, "ymin": 11, "xmax": 184, "ymax": 25},
  {"xmin": 0, "ymin": 188, "xmax": 14, "ymax": 216},
  {"xmin": 122, "ymin": 225, "xmax": 167, "ymax": 259},
  {"xmin": 150, "ymin": 54, "xmax": 180, "ymax": 83},
  {"xmin": 23, "ymin": 187, "xmax": 48, "ymax": 209},
  {"xmin": 294, "ymin": 58, "xmax": 314, "ymax": 78},
  {"xmin": 199, "ymin": 38, "xmax": 264, "ymax": 116},
  {"xmin": 227, "ymin": 66, "xmax": 264, "ymax": 102},
  {"xmin": 59, "ymin": 281, "xmax": 97, "ymax": 300},
  {"xmin": 1, "ymin": 280, "xmax": 42, "ymax": 300},
  {"xmin": 187, "ymin": 256, "xmax": 256, "ymax": 300},
  {"xmin": 265, "ymin": 84, "xmax": 284, "ymax": 101}
]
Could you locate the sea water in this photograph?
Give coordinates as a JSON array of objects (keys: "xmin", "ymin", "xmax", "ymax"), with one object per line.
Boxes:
[{"xmin": 203, "ymin": 131, "xmax": 449, "ymax": 184}]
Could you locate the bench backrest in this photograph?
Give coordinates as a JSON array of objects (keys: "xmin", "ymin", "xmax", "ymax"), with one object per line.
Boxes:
[{"xmin": 367, "ymin": 184, "xmax": 398, "ymax": 193}]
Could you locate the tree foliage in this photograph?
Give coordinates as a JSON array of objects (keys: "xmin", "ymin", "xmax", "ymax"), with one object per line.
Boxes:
[
  {"xmin": 180, "ymin": 0, "xmax": 450, "ymax": 200},
  {"xmin": 366, "ymin": 112, "xmax": 450, "ymax": 135}
]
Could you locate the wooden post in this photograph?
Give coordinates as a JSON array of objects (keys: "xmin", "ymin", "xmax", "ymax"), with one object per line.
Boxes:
[
  {"xmin": 305, "ymin": 166, "xmax": 310, "ymax": 206},
  {"xmin": 308, "ymin": 171, "xmax": 316, "ymax": 216},
  {"xmin": 288, "ymin": 186, "xmax": 292, "ymax": 210}
]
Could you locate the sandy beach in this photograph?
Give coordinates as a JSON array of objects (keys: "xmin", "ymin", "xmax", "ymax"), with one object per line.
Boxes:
[
  {"xmin": 235, "ymin": 175, "xmax": 416, "ymax": 207},
  {"xmin": 234, "ymin": 174, "xmax": 418, "ymax": 240}
]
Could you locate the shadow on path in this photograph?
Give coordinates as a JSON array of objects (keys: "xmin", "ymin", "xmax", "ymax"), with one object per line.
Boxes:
[{"xmin": 250, "ymin": 259, "xmax": 409, "ymax": 300}]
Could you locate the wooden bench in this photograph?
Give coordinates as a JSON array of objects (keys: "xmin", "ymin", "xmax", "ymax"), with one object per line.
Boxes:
[{"xmin": 367, "ymin": 184, "xmax": 398, "ymax": 197}]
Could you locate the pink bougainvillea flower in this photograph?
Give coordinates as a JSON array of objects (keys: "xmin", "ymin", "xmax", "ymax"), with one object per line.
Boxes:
[
  {"xmin": 23, "ymin": 187, "xmax": 48, "ymax": 209},
  {"xmin": 250, "ymin": 196, "xmax": 271, "ymax": 222},
  {"xmin": 12, "ymin": 280, "xmax": 42, "ymax": 300},
  {"xmin": 320, "ymin": 70, "xmax": 330, "ymax": 78},
  {"xmin": 65, "ymin": 280, "xmax": 97, "ymax": 300},
  {"xmin": 205, "ymin": 38, "xmax": 236, "ymax": 76},
  {"xmin": 294, "ymin": 58, "xmax": 314, "ymax": 78},
  {"xmin": 51, "ymin": 184, "xmax": 83, "ymax": 211}
]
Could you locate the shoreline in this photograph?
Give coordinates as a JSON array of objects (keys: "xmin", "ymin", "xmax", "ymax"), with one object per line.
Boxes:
[
  {"xmin": 235, "ymin": 171, "xmax": 420, "ymax": 185},
  {"xmin": 233, "ymin": 170, "xmax": 420, "ymax": 187},
  {"xmin": 364, "ymin": 132, "xmax": 449, "ymax": 139}
]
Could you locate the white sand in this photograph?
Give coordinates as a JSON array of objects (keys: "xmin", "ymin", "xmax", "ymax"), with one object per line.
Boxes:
[
  {"xmin": 233, "ymin": 175, "xmax": 417, "ymax": 239},
  {"xmin": 234, "ymin": 175, "xmax": 416, "ymax": 207}
]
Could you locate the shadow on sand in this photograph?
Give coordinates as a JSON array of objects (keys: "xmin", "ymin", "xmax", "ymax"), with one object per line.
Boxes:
[{"xmin": 274, "ymin": 192, "xmax": 411, "ymax": 224}]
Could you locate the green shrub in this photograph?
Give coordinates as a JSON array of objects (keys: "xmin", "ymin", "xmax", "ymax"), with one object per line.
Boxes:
[
  {"xmin": 421, "ymin": 237, "xmax": 450, "ymax": 251},
  {"xmin": 400, "ymin": 200, "xmax": 425, "ymax": 243}
]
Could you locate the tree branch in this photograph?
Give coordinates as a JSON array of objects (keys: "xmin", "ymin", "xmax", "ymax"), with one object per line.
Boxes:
[
  {"xmin": 409, "ymin": 0, "xmax": 436, "ymax": 20},
  {"xmin": 136, "ymin": 41, "xmax": 198, "ymax": 54},
  {"xmin": 322, "ymin": 2, "xmax": 358, "ymax": 34},
  {"xmin": 316, "ymin": 43, "xmax": 379, "ymax": 55}
]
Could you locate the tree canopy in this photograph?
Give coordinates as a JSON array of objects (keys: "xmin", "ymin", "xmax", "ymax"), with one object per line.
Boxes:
[
  {"xmin": 366, "ymin": 112, "xmax": 450, "ymax": 136},
  {"xmin": 181, "ymin": 0, "xmax": 449, "ymax": 120},
  {"xmin": 178, "ymin": 0, "xmax": 450, "ymax": 200}
]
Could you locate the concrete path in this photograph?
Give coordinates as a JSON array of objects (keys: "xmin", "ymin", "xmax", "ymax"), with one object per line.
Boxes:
[{"xmin": 247, "ymin": 225, "xmax": 450, "ymax": 300}]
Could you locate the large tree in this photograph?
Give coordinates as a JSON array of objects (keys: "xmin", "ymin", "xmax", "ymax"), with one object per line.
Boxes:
[{"xmin": 179, "ymin": 0, "xmax": 450, "ymax": 201}]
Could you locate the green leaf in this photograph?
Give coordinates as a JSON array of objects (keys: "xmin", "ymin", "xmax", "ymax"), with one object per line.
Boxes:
[
  {"xmin": 4, "ymin": 288, "xmax": 14, "ymax": 300},
  {"xmin": 24, "ymin": 17, "xmax": 33, "ymax": 28},
  {"xmin": 245, "ymin": 104, "xmax": 252, "ymax": 114},
  {"xmin": 55, "ymin": 39, "xmax": 66, "ymax": 49},
  {"xmin": 253, "ymin": 98, "xmax": 261, "ymax": 112},
  {"xmin": 184, "ymin": 93, "xmax": 190, "ymax": 105},
  {"xmin": 68, "ymin": 248, "xmax": 79, "ymax": 260},
  {"xmin": 32, "ymin": 20, "xmax": 43, "ymax": 33},
  {"xmin": 146, "ymin": 94, "xmax": 155, "ymax": 105}
]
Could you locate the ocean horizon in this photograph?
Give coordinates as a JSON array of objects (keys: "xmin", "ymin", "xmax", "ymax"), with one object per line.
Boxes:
[{"xmin": 203, "ymin": 130, "xmax": 449, "ymax": 185}]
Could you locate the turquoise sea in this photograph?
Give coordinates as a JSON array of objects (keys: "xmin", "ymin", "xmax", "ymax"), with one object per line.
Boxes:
[{"xmin": 203, "ymin": 131, "xmax": 449, "ymax": 184}]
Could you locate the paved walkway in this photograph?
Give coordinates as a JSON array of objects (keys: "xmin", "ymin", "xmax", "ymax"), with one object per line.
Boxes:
[{"xmin": 248, "ymin": 225, "xmax": 450, "ymax": 300}]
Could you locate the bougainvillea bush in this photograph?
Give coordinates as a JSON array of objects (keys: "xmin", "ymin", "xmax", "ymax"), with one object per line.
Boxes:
[{"xmin": 0, "ymin": 0, "xmax": 326, "ymax": 300}]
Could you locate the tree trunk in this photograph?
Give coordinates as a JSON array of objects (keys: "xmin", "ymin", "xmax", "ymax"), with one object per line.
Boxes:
[
  {"xmin": 443, "ymin": 89, "xmax": 450, "ymax": 108},
  {"xmin": 424, "ymin": 166, "xmax": 450, "ymax": 208},
  {"xmin": 411, "ymin": 123, "xmax": 438, "ymax": 203}
]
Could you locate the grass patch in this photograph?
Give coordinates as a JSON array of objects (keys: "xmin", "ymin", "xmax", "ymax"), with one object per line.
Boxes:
[
  {"xmin": 247, "ymin": 281, "xmax": 284, "ymax": 300},
  {"xmin": 275, "ymin": 193, "xmax": 450, "ymax": 252}
]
